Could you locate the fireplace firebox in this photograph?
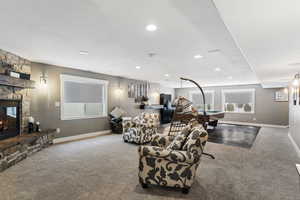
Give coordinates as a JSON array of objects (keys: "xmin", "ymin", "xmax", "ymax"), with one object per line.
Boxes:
[{"xmin": 0, "ymin": 100, "xmax": 21, "ymax": 140}]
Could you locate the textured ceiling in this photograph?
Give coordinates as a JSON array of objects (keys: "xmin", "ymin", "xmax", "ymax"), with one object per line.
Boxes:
[{"xmin": 0, "ymin": 0, "xmax": 259, "ymax": 88}]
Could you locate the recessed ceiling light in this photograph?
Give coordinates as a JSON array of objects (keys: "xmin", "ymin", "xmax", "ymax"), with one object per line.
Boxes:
[
  {"xmin": 228, "ymin": 76, "xmax": 233, "ymax": 79},
  {"xmin": 135, "ymin": 66, "xmax": 141, "ymax": 69},
  {"xmin": 146, "ymin": 24, "xmax": 157, "ymax": 32},
  {"xmin": 194, "ymin": 54, "xmax": 203, "ymax": 59},
  {"xmin": 164, "ymin": 74, "xmax": 169, "ymax": 77},
  {"xmin": 79, "ymin": 51, "xmax": 88, "ymax": 55},
  {"xmin": 215, "ymin": 67, "xmax": 221, "ymax": 72}
]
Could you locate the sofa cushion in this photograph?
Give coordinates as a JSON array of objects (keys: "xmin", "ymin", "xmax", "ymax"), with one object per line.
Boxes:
[{"xmin": 110, "ymin": 107, "xmax": 125, "ymax": 118}]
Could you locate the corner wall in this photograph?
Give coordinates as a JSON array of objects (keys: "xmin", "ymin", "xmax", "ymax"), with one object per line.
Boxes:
[
  {"xmin": 175, "ymin": 84, "xmax": 289, "ymax": 126},
  {"xmin": 30, "ymin": 62, "xmax": 174, "ymax": 138},
  {"xmin": 289, "ymin": 85, "xmax": 300, "ymax": 154}
]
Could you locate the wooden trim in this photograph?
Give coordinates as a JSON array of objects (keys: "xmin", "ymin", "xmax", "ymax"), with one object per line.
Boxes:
[
  {"xmin": 288, "ymin": 132, "xmax": 300, "ymax": 158},
  {"xmin": 0, "ymin": 74, "xmax": 35, "ymax": 88}
]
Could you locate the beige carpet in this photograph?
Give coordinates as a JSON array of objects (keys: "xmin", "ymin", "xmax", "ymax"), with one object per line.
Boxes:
[{"xmin": 0, "ymin": 127, "xmax": 299, "ymax": 200}]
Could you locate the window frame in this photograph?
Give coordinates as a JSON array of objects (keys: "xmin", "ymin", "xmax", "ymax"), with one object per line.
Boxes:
[
  {"xmin": 189, "ymin": 90, "xmax": 215, "ymax": 111},
  {"xmin": 221, "ymin": 88, "xmax": 255, "ymax": 114},
  {"xmin": 60, "ymin": 74, "xmax": 108, "ymax": 120}
]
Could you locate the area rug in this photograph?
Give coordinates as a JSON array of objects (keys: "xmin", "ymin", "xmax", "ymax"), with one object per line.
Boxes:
[{"xmin": 207, "ymin": 123, "xmax": 261, "ymax": 148}]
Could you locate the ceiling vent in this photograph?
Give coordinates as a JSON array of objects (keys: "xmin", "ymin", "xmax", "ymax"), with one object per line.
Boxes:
[
  {"xmin": 208, "ymin": 49, "xmax": 221, "ymax": 53},
  {"xmin": 148, "ymin": 53, "xmax": 156, "ymax": 57}
]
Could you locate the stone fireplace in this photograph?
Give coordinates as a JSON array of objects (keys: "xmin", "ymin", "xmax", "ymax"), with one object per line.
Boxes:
[
  {"xmin": 0, "ymin": 49, "xmax": 55, "ymax": 172},
  {"xmin": 0, "ymin": 49, "xmax": 31, "ymax": 138}
]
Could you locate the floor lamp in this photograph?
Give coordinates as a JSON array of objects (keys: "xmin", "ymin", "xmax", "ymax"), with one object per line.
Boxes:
[{"xmin": 180, "ymin": 77, "xmax": 215, "ymax": 159}]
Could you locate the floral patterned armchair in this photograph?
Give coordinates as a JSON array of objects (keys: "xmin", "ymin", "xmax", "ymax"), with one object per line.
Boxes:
[
  {"xmin": 138, "ymin": 122, "xmax": 208, "ymax": 194},
  {"xmin": 122, "ymin": 112, "xmax": 160, "ymax": 144}
]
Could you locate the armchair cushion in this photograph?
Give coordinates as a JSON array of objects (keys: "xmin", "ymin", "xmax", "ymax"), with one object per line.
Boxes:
[
  {"xmin": 138, "ymin": 146, "xmax": 199, "ymax": 164},
  {"xmin": 150, "ymin": 134, "xmax": 175, "ymax": 147}
]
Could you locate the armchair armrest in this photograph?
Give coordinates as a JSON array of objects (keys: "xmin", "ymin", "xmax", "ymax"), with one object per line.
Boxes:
[
  {"xmin": 122, "ymin": 118, "xmax": 134, "ymax": 132},
  {"xmin": 150, "ymin": 134, "xmax": 175, "ymax": 147},
  {"xmin": 199, "ymin": 130, "xmax": 209, "ymax": 148},
  {"xmin": 138, "ymin": 146, "xmax": 200, "ymax": 164}
]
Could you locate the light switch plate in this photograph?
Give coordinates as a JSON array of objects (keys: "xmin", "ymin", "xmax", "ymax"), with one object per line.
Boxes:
[
  {"xmin": 55, "ymin": 101, "xmax": 60, "ymax": 107},
  {"xmin": 56, "ymin": 128, "xmax": 61, "ymax": 134}
]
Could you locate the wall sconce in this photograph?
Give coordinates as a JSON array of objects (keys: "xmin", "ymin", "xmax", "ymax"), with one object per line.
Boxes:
[
  {"xmin": 40, "ymin": 72, "xmax": 48, "ymax": 88},
  {"xmin": 115, "ymin": 77, "xmax": 123, "ymax": 98},
  {"xmin": 115, "ymin": 88, "xmax": 123, "ymax": 96},
  {"xmin": 152, "ymin": 92, "xmax": 159, "ymax": 98},
  {"xmin": 293, "ymin": 73, "xmax": 300, "ymax": 86},
  {"xmin": 292, "ymin": 73, "xmax": 300, "ymax": 105}
]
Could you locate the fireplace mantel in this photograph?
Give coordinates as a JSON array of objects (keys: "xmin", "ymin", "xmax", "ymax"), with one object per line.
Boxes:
[{"xmin": 0, "ymin": 74, "xmax": 35, "ymax": 89}]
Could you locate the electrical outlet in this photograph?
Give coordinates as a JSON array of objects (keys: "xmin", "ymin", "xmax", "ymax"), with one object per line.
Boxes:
[
  {"xmin": 56, "ymin": 128, "xmax": 61, "ymax": 134},
  {"xmin": 253, "ymin": 118, "xmax": 257, "ymax": 121}
]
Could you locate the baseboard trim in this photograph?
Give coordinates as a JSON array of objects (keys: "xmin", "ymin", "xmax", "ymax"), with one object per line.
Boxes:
[
  {"xmin": 53, "ymin": 130, "xmax": 112, "ymax": 144},
  {"xmin": 220, "ymin": 120, "xmax": 288, "ymax": 128},
  {"xmin": 288, "ymin": 132, "xmax": 300, "ymax": 158}
]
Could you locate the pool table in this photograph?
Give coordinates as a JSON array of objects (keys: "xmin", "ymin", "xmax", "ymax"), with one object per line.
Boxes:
[{"xmin": 198, "ymin": 110, "xmax": 225, "ymax": 128}]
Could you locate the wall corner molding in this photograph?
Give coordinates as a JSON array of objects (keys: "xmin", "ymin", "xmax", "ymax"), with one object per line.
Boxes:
[{"xmin": 288, "ymin": 132, "xmax": 300, "ymax": 158}]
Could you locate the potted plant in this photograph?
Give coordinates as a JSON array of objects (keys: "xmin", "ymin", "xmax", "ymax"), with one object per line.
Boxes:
[
  {"xmin": 244, "ymin": 104, "xmax": 252, "ymax": 112},
  {"xmin": 139, "ymin": 96, "xmax": 149, "ymax": 109},
  {"xmin": 226, "ymin": 103, "xmax": 235, "ymax": 112}
]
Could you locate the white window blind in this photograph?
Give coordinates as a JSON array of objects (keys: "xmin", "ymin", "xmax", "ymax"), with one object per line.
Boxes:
[
  {"xmin": 222, "ymin": 89, "xmax": 255, "ymax": 113},
  {"xmin": 60, "ymin": 74, "xmax": 108, "ymax": 120},
  {"xmin": 189, "ymin": 90, "xmax": 214, "ymax": 111}
]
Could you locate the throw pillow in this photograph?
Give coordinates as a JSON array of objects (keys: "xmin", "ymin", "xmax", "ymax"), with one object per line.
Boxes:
[
  {"xmin": 110, "ymin": 107, "xmax": 125, "ymax": 118},
  {"xmin": 182, "ymin": 125, "xmax": 207, "ymax": 151},
  {"xmin": 166, "ymin": 124, "xmax": 192, "ymax": 150}
]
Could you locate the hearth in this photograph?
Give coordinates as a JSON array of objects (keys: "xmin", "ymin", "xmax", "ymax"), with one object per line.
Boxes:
[{"xmin": 0, "ymin": 99, "xmax": 21, "ymax": 140}]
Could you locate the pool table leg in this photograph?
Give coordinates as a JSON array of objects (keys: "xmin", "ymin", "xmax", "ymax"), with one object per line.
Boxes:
[{"xmin": 208, "ymin": 120, "xmax": 219, "ymax": 128}]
